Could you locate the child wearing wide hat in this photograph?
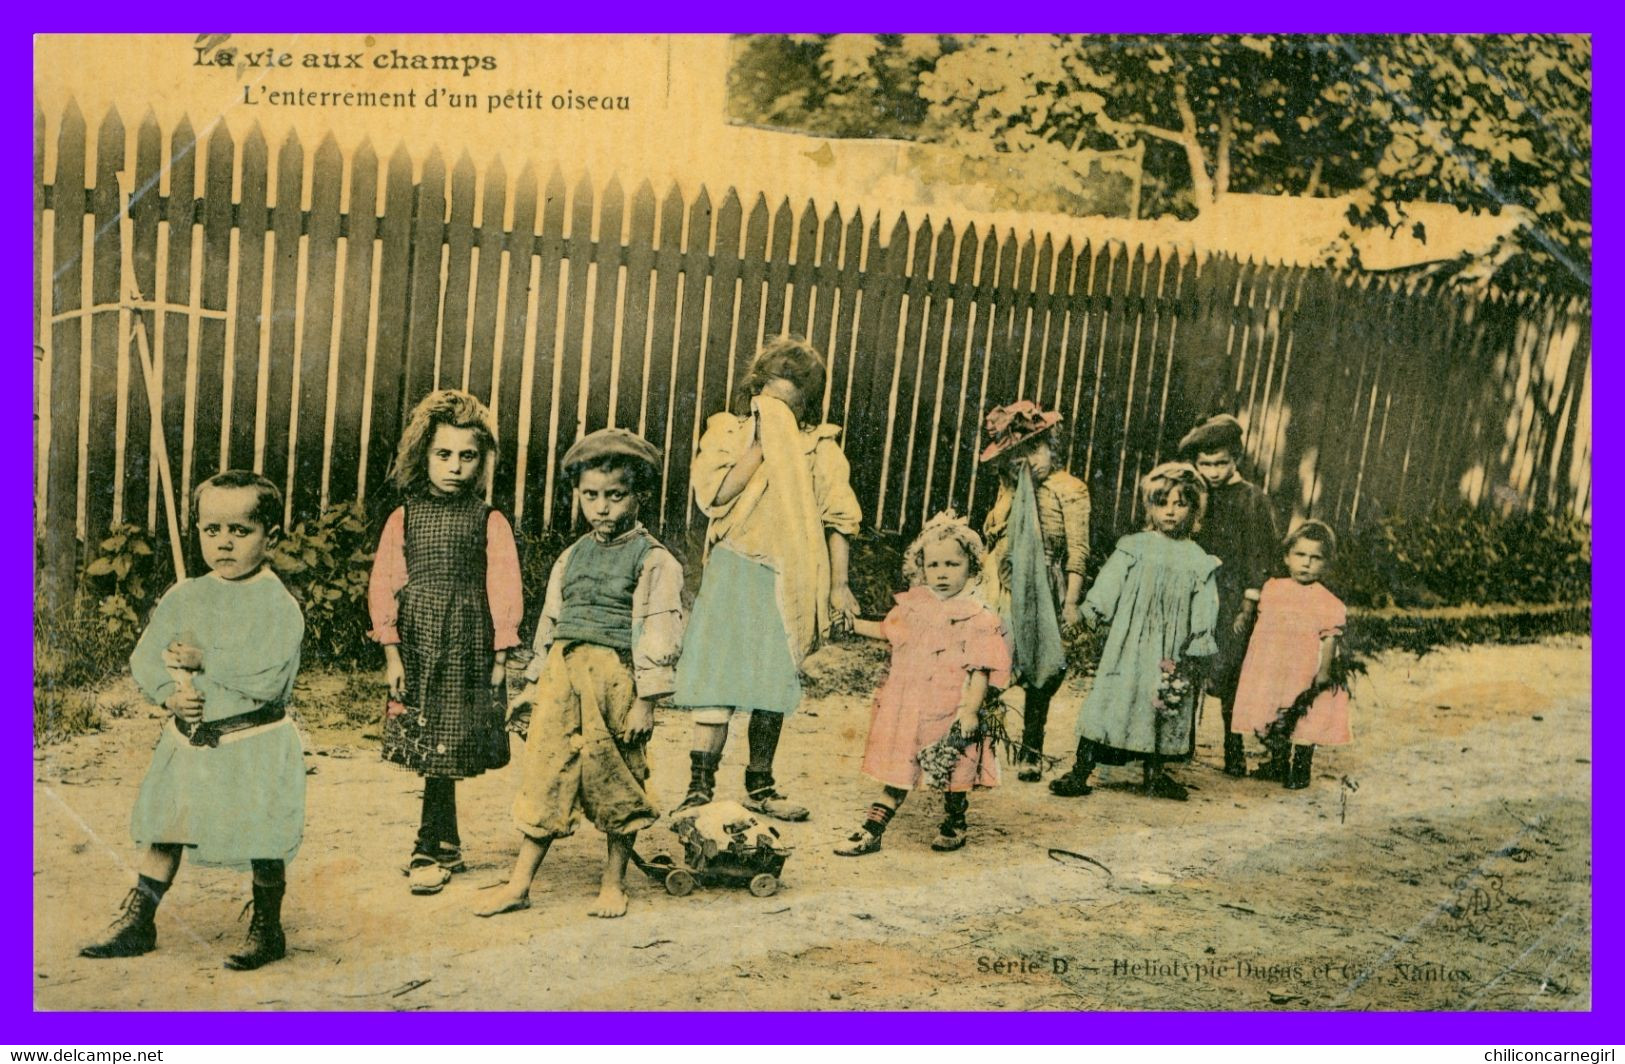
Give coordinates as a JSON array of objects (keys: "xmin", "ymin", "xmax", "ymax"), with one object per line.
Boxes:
[{"xmin": 977, "ymin": 401, "xmax": 1090, "ymax": 782}]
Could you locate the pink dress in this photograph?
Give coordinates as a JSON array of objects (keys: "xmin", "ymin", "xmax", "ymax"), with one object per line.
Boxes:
[
  {"xmin": 861, "ymin": 586, "xmax": 1013, "ymax": 791},
  {"xmin": 1230, "ymin": 578, "xmax": 1351, "ymax": 746}
]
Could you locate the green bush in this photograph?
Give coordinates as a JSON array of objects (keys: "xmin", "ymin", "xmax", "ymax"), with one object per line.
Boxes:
[
  {"xmin": 515, "ymin": 524, "xmax": 573, "ymax": 648},
  {"xmin": 1331, "ymin": 506, "xmax": 1590, "ymax": 609},
  {"xmin": 267, "ymin": 502, "xmax": 380, "ymax": 667},
  {"xmin": 35, "ymin": 600, "xmax": 132, "ymax": 693},
  {"xmin": 35, "ymin": 524, "xmax": 172, "ymax": 692},
  {"xmin": 1344, "ymin": 604, "xmax": 1590, "ymax": 660},
  {"xmin": 845, "ymin": 528, "xmax": 909, "ymax": 616}
]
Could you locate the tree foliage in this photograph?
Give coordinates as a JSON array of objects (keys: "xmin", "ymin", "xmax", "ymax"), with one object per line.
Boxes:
[
  {"xmin": 1337, "ymin": 35, "xmax": 1590, "ymax": 294},
  {"xmin": 727, "ymin": 35, "xmax": 952, "ymax": 139},
  {"xmin": 728, "ymin": 34, "xmax": 1590, "ymax": 294}
]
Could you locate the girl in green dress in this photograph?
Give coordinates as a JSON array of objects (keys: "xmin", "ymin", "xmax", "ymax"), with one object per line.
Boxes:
[{"xmin": 1049, "ymin": 462, "xmax": 1220, "ymax": 802}]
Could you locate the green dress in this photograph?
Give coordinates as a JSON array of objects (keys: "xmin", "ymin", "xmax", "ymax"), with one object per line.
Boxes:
[
  {"xmin": 1076, "ymin": 532, "xmax": 1220, "ymax": 760},
  {"xmin": 128, "ymin": 569, "xmax": 307, "ymax": 867}
]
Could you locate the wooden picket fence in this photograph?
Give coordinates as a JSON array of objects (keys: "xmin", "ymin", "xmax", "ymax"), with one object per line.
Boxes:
[{"xmin": 35, "ymin": 104, "xmax": 1593, "ymax": 605}]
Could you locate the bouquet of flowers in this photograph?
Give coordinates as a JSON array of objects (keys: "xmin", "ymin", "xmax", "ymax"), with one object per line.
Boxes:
[
  {"xmin": 917, "ymin": 721, "xmax": 974, "ymax": 791},
  {"xmin": 1152, "ymin": 658, "xmax": 1195, "ymax": 723}
]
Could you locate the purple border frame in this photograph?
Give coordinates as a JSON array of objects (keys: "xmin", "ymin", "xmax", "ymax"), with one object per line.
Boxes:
[{"xmin": 15, "ymin": 15, "xmax": 1612, "ymax": 1044}]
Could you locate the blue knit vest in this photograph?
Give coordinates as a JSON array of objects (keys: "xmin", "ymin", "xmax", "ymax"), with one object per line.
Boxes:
[{"xmin": 552, "ymin": 532, "xmax": 654, "ymax": 650}]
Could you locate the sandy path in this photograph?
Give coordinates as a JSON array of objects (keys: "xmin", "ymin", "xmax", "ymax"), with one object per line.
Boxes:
[{"xmin": 34, "ymin": 637, "xmax": 1590, "ymax": 1011}]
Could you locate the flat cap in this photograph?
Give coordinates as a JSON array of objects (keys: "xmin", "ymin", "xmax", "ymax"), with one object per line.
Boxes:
[
  {"xmin": 561, "ymin": 427, "xmax": 663, "ymax": 474},
  {"xmin": 1178, "ymin": 414, "xmax": 1244, "ymax": 457}
]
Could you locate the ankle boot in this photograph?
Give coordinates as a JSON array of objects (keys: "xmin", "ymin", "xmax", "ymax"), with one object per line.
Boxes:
[
  {"xmin": 1223, "ymin": 733, "xmax": 1247, "ymax": 777},
  {"xmin": 1048, "ymin": 738, "xmax": 1096, "ymax": 797},
  {"xmin": 80, "ymin": 887, "xmax": 159, "ymax": 959},
  {"xmin": 1285, "ymin": 744, "xmax": 1315, "ymax": 790},
  {"xmin": 224, "ymin": 883, "xmax": 286, "ymax": 971},
  {"xmin": 1252, "ymin": 739, "xmax": 1289, "ymax": 782},
  {"xmin": 676, "ymin": 751, "xmax": 720, "ymax": 812}
]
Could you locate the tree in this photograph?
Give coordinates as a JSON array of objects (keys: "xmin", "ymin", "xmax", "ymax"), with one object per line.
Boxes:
[
  {"xmin": 727, "ymin": 34, "xmax": 952, "ymax": 139},
  {"xmin": 918, "ymin": 35, "xmax": 1381, "ymax": 216},
  {"xmin": 728, "ymin": 34, "xmax": 1591, "ymax": 294},
  {"xmin": 1337, "ymin": 35, "xmax": 1590, "ymax": 295}
]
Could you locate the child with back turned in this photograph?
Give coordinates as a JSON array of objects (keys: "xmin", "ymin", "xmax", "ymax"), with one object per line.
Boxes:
[
  {"xmin": 478, "ymin": 428, "xmax": 685, "ymax": 919},
  {"xmin": 80, "ymin": 471, "xmax": 306, "ymax": 970}
]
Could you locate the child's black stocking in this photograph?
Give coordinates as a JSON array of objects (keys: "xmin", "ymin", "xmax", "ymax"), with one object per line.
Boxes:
[
  {"xmin": 440, "ymin": 779, "xmax": 460, "ymax": 849},
  {"xmin": 1220, "ymin": 693, "xmax": 1247, "ymax": 776},
  {"xmin": 1253, "ymin": 731, "xmax": 1290, "ymax": 782},
  {"xmin": 416, "ymin": 777, "xmax": 459, "ymax": 856},
  {"xmin": 862, "ymin": 803, "xmax": 897, "ymax": 838},
  {"xmin": 1049, "ymin": 737, "xmax": 1097, "ymax": 796},
  {"xmin": 1021, "ymin": 675, "xmax": 1063, "ymax": 764},
  {"xmin": 942, "ymin": 791, "xmax": 969, "ymax": 832},
  {"xmin": 1286, "ymin": 744, "xmax": 1315, "ymax": 790},
  {"xmin": 744, "ymin": 711, "xmax": 810, "ymax": 820},
  {"xmin": 685, "ymin": 750, "xmax": 722, "ymax": 807},
  {"xmin": 250, "ymin": 858, "xmax": 286, "ymax": 888},
  {"xmin": 745, "ymin": 710, "xmax": 784, "ymax": 785},
  {"xmin": 136, "ymin": 874, "xmax": 171, "ymax": 906}
]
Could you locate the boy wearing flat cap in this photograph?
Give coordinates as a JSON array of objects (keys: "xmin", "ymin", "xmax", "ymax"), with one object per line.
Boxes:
[
  {"xmin": 1179, "ymin": 414, "xmax": 1278, "ymax": 777},
  {"xmin": 480, "ymin": 428, "xmax": 686, "ymax": 920}
]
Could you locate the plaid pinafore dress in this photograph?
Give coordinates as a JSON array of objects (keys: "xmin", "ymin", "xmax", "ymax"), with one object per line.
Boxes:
[{"xmin": 381, "ymin": 492, "xmax": 510, "ymax": 778}]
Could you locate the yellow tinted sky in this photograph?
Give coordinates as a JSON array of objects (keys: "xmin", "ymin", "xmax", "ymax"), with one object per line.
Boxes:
[
  {"xmin": 37, "ymin": 34, "xmax": 736, "ymax": 198},
  {"xmin": 35, "ymin": 33, "xmax": 1515, "ymax": 267}
]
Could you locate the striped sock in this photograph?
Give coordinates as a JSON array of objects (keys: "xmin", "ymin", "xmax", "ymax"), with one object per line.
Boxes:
[{"xmin": 862, "ymin": 803, "xmax": 897, "ymax": 838}]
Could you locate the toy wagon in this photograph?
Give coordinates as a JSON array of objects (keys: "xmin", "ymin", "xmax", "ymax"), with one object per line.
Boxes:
[{"xmin": 633, "ymin": 800, "xmax": 791, "ymax": 898}]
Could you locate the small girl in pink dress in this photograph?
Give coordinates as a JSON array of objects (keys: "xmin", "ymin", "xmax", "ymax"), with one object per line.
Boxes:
[
  {"xmin": 834, "ymin": 514, "xmax": 1012, "ymax": 855},
  {"xmin": 1230, "ymin": 520, "xmax": 1350, "ymax": 790}
]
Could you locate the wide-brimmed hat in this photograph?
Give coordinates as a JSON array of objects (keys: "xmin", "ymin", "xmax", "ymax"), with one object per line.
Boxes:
[
  {"xmin": 979, "ymin": 401, "xmax": 1062, "ymax": 462},
  {"xmin": 561, "ymin": 427, "xmax": 663, "ymax": 475},
  {"xmin": 1178, "ymin": 414, "xmax": 1244, "ymax": 458}
]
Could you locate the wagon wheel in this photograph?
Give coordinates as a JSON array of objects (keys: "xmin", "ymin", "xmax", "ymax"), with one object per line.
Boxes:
[
  {"xmin": 748, "ymin": 873, "xmax": 778, "ymax": 898},
  {"xmin": 664, "ymin": 869, "xmax": 696, "ymax": 897}
]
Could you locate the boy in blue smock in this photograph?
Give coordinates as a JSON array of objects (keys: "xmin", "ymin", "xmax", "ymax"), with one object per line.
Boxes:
[{"xmin": 80, "ymin": 471, "xmax": 306, "ymax": 971}]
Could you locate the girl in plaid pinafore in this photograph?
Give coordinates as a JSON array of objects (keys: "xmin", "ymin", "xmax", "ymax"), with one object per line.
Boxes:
[{"xmin": 368, "ymin": 390, "xmax": 523, "ymax": 895}]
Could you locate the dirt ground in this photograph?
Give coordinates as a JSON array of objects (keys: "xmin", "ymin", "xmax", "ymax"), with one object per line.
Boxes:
[{"xmin": 33, "ymin": 636, "xmax": 1591, "ymax": 1011}]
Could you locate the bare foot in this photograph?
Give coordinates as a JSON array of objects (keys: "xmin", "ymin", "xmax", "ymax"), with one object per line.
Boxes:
[
  {"xmin": 473, "ymin": 888, "xmax": 531, "ymax": 918},
  {"xmin": 587, "ymin": 884, "xmax": 628, "ymax": 919}
]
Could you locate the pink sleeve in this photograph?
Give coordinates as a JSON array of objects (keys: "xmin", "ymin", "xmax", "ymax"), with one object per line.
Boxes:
[
  {"xmin": 486, "ymin": 511, "xmax": 523, "ymax": 651},
  {"xmin": 367, "ymin": 509, "xmax": 407, "ymax": 645},
  {"xmin": 1318, "ymin": 590, "xmax": 1347, "ymax": 640},
  {"xmin": 880, "ymin": 604, "xmax": 909, "ymax": 648},
  {"xmin": 962, "ymin": 610, "xmax": 1014, "ymax": 690}
]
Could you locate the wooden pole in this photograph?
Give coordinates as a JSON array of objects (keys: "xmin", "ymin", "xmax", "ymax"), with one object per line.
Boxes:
[{"xmin": 116, "ymin": 172, "xmax": 187, "ymax": 582}]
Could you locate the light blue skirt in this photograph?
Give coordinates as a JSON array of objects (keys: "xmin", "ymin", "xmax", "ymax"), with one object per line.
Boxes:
[
  {"xmin": 130, "ymin": 718, "xmax": 307, "ymax": 868},
  {"xmin": 673, "ymin": 546, "xmax": 802, "ymax": 714}
]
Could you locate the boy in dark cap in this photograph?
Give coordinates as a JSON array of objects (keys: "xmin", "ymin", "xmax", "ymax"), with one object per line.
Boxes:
[
  {"xmin": 479, "ymin": 428, "xmax": 685, "ymax": 920},
  {"xmin": 1179, "ymin": 414, "xmax": 1278, "ymax": 777}
]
